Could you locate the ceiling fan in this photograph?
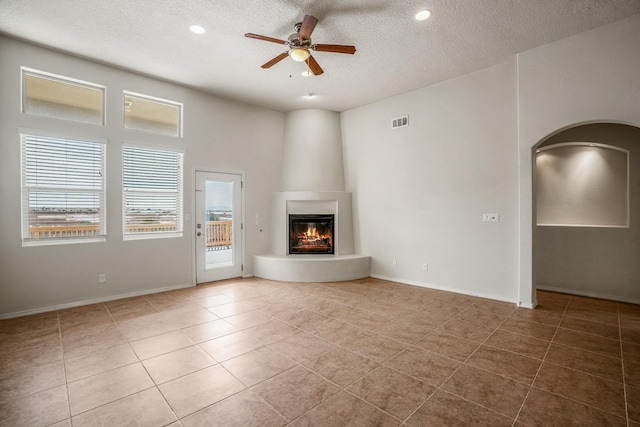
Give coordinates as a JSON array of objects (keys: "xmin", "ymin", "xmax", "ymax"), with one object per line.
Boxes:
[{"xmin": 245, "ymin": 15, "xmax": 356, "ymax": 76}]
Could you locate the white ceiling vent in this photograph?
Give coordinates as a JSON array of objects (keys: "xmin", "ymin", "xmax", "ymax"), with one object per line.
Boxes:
[{"xmin": 392, "ymin": 115, "xmax": 409, "ymax": 129}]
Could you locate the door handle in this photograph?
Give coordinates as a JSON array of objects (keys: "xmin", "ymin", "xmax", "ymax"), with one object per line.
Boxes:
[{"xmin": 197, "ymin": 232, "xmax": 202, "ymax": 236}]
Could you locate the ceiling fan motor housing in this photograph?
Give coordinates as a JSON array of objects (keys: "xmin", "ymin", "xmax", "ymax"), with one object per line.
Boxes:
[{"xmin": 288, "ymin": 24, "xmax": 311, "ymax": 48}]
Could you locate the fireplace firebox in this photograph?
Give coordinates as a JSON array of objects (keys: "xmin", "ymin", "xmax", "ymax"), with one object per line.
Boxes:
[{"xmin": 289, "ymin": 214, "xmax": 334, "ymax": 254}]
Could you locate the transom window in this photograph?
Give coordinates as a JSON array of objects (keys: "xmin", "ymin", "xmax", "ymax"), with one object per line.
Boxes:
[
  {"xmin": 22, "ymin": 68, "xmax": 105, "ymax": 125},
  {"xmin": 21, "ymin": 134, "xmax": 106, "ymax": 245},
  {"xmin": 123, "ymin": 145, "xmax": 184, "ymax": 239},
  {"xmin": 123, "ymin": 91, "xmax": 182, "ymax": 137}
]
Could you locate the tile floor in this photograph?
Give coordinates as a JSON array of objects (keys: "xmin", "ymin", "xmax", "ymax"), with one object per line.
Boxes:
[{"xmin": 1, "ymin": 277, "xmax": 639, "ymax": 426}]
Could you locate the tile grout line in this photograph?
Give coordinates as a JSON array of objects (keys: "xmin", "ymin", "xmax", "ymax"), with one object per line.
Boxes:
[
  {"xmin": 168, "ymin": 306, "xmax": 282, "ymax": 422},
  {"xmin": 509, "ymin": 297, "xmax": 568, "ymax": 427},
  {"xmin": 252, "ymin": 287, "xmax": 370, "ymax": 418},
  {"xmin": 508, "ymin": 295, "xmax": 634, "ymax": 425},
  {"xmin": 618, "ymin": 302, "xmax": 630, "ymax": 427},
  {"xmin": 213, "ymin": 341, "xmax": 302, "ymax": 421},
  {"xmin": 524, "ymin": 300, "xmax": 630, "ymax": 423},
  {"xmin": 190, "ymin": 334, "xmax": 350, "ymax": 427},
  {"xmin": 282, "ymin": 368, "xmax": 403, "ymax": 426},
  {"xmin": 105, "ymin": 300, "xmax": 184, "ymax": 425},
  {"xmin": 56, "ymin": 310, "xmax": 74, "ymax": 426},
  {"xmin": 67, "ymin": 303, "xmax": 170, "ymax": 423},
  {"xmin": 399, "ymin": 304, "xmax": 520, "ymax": 425},
  {"xmin": 251, "ymin": 309, "xmax": 419, "ymax": 426}
]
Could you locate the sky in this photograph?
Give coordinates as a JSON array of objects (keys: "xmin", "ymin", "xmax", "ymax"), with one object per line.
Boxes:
[{"xmin": 206, "ymin": 180, "xmax": 233, "ymax": 210}]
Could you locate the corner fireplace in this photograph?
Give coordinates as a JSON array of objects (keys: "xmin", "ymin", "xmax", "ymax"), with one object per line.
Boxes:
[{"xmin": 289, "ymin": 214, "xmax": 334, "ymax": 254}]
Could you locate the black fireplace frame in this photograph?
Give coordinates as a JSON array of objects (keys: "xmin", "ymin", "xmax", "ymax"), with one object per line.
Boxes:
[{"xmin": 288, "ymin": 214, "xmax": 335, "ymax": 255}]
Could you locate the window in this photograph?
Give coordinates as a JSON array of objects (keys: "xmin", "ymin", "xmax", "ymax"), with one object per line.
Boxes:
[
  {"xmin": 123, "ymin": 145, "xmax": 184, "ymax": 238},
  {"xmin": 22, "ymin": 68, "xmax": 105, "ymax": 125},
  {"xmin": 123, "ymin": 92, "xmax": 182, "ymax": 137},
  {"xmin": 21, "ymin": 134, "xmax": 106, "ymax": 245}
]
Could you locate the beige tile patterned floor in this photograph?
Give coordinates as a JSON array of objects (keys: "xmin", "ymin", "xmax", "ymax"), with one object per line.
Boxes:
[{"xmin": 1, "ymin": 278, "xmax": 639, "ymax": 426}]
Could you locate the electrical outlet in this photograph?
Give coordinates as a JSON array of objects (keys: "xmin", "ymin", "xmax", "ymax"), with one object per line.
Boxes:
[
  {"xmin": 483, "ymin": 213, "xmax": 500, "ymax": 222},
  {"xmin": 392, "ymin": 259, "xmax": 397, "ymax": 268},
  {"xmin": 422, "ymin": 263, "xmax": 428, "ymax": 271},
  {"xmin": 99, "ymin": 273, "xmax": 106, "ymax": 283}
]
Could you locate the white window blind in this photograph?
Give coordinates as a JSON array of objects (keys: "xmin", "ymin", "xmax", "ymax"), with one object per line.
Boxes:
[
  {"xmin": 21, "ymin": 134, "xmax": 106, "ymax": 244},
  {"xmin": 123, "ymin": 146, "xmax": 183, "ymax": 238}
]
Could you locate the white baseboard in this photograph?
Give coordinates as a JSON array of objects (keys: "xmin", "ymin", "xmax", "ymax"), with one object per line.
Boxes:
[
  {"xmin": 0, "ymin": 283, "xmax": 194, "ymax": 320},
  {"xmin": 369, "ymin": 274, "xmax": 518, "ymax": 305},
  {"xmin": 536, "ymin": 285, "xmax": 640, "ymax": 305},
  {"xmin": 520, "ymin": 300, "xmax": 538, "ymax": 309}
]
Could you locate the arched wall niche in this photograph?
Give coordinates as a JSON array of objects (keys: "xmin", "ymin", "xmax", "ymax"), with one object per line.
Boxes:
[
  {"xmin": 535, "ymin": 142, "xmax": 629, "ymax": 227},
  {"xmin": 532, "ymin": 122, "xmax": 640, "ymax": 303}
]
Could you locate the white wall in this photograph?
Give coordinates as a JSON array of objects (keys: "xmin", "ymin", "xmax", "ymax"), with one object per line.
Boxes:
[
  {"xmin": 342, "ymin": 14, "xmax": 640, "ymax": 306},
  {"xmin": 0, "ymin": 37, "xmax": 284, "ymax": 317},
  {"xmin": 518, "ymin": 14, "xmax": 640, "ymax": 305},
  {"xmin": 341, "ymin": 60, "xmax": 520, "ymax": 303},
  {"xmin": 281, "ymin": 109, "xmax": 345, "ymax": 192}
]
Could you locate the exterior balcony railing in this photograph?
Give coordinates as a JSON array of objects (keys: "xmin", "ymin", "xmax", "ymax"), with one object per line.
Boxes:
[
  {"xmin": 205, "ymin": 221, "xmax": 232, "ymax": 249},
  {"xmin": 29, "ymin": 220, "xmax": 233, "ymax": 249}
]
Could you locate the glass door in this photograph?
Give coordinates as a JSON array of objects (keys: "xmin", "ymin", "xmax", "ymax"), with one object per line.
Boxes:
[{"xmin": 195, "ymin": 171, "xmax": 243, "ymax": 283}]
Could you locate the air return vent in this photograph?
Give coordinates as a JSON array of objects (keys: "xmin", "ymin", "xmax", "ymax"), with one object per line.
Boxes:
[{"xmin": 391, "ymin": 115, "xmax": 409, "ymax": 129}]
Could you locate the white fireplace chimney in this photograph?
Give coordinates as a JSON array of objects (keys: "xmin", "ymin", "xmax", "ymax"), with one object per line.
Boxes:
[
  {"xmin": 253, "ymin": 109, "xmax": 370, "ymax": 282},
  {"xmin": 281, "ymin": 109, "xmax": 345, "ymax": 191}
]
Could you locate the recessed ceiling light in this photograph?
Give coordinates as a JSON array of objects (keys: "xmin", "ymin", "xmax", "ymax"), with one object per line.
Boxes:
[
  {"xmin": 301, "ymin": 71, "xmax": 313, "ymax": 77},
  {"xmin": 189, "ymin": 25, "xmax": 206, "ymax": 34},
  {"xmin": 303, "ymin": 93, "xmax": 315, "ymax": 99},
  {"xmin": 415, "ymin": 10, "xmax": 431, "ymax": 21}
]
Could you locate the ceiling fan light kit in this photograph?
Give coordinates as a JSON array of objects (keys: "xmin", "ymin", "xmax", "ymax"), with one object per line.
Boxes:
[
  {"xmin": 245, "ymin": 14, "xmax": 356, "ymax": 76},
  {"xmin": 289, "ymin": 48, "xmax": 310, "ymax": 62}
]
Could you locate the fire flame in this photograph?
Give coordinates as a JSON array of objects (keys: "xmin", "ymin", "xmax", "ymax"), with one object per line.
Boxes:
[{"xmin": 299, "ymin": 225, "xmax": 332, "ymax": 245}]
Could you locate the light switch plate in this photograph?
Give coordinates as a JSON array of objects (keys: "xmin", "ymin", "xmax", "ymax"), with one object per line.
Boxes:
[{"xmin": 483, "ymin": 213, "xmax": 500, "ymax": 222}]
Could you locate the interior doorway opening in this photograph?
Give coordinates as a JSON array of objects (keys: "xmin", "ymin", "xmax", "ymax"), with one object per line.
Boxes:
[{"xmin": 532, "ymin": 123, "xmax": 640, "ymax": 304}]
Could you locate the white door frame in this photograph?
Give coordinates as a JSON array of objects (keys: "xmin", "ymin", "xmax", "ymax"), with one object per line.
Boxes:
[{"xmin": 192, "ymin": 168, "xmax": 245, "ymax": 284}]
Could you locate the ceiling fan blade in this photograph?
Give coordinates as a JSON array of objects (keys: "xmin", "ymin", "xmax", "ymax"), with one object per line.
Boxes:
[
  {"xmin": 299, "ymin": 15, "xmax": 318, "ymax": 40},
  {"xmin": 261, "ymin": 52, "xmax": 289, "ymax": 69},
  {"xmin": 305, "ymin": 55, "xmax": 324, "ymax": 76},
  {"xmin": 313, "ymin": 44, "xmax": 357, "ymax": 54},
  {"xmin": 245, "ymin": 33, "xmax": 287, "ymax": 45}
]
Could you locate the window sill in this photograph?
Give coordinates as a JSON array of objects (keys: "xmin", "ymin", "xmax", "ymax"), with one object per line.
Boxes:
[
  {"xmin": 123, "ymin": 232, "xmax": 183, "ymax": 241},
  {"xmin": 22, "ymin": 236, "xmax": 107, "ymax": 247}
]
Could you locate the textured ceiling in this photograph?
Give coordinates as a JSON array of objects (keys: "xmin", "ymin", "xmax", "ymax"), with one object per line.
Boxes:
[{"xmin": 1, "ymin": 0, "xmax": 639, "ymax": 112}]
